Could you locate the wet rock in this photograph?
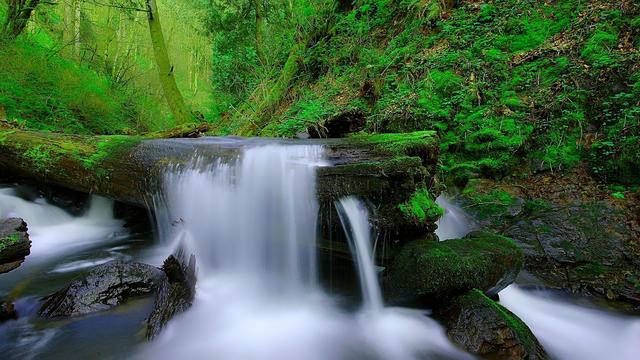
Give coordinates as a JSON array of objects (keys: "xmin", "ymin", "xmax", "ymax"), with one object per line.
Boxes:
[
  {"xmin": 385, "ymin": 231, "xmax": 524, "ymax": 306},
  {"xmin": 39, "ymin": 260, "xmax": 165, "ymax": 318},
  {"xmin": 503, "ymin": 202, "xmax": 640, "ymax": 307},
  {"xmin": 146, "ymin": 253, "xmax": 196, "ymax": 340},
  {"xmin": 0, "ymin": 301, "xmax": 17, "ymax": 322},
  {"xmin": 435, "ymin": 289, "xmax": 549, "ymax": 360},
  {"xmin": 0, "ymin": 218, "xmax": 31, "ymax": 274}
]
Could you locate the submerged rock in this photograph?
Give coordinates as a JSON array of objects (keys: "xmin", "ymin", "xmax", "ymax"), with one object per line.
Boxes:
[
  {"xmin": 0, "ymin": 301, "xmax": 17, "ymax": 322},
  {"xmin": 385, "ymin": 231, "xmax": 524, "ymax": 306},
  {"xmin": 435, "ymin": 289, "xmax": 548, "ymax": 360},
  {"xmin": 146, "ymin": 253, "xmax": 197, "ymax": 340},
  {"xmin": 39, "ymin": 260, "xmax": 165, "ymax": 318},
  {"xmin": 0, "ymin": 218, "xmax": 31, "ymax": 274}
]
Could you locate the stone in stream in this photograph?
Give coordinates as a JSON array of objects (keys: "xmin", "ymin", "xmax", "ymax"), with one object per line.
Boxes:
[
  {"xmin": 146, "ymin": 252, "xmax": 196, "ymax": 340},
  {"xmin": 0, "ymin": 218, "xmax": 31, "ymax": 274},
  {"xmin": 0, "ymin": 301, "xmax": 17, "ymax": 322},
  {"xmin": 39, "ymin": 260, "xmax": 166, "ymax": 318},
  {"xmin": 384, "ymin": 231, "xmax": 524, "ymax": 306},
  {"xmin": 435, "ymin": 289, "xmax": 549, "ymax": 360}
]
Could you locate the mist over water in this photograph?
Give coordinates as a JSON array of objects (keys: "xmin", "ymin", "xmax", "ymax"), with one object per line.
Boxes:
[
  {"xmin": 434, "ymin": 196, "xmax": 475, "ymax": 241},
  {"xmin": 137, "ymin": 144, "xmax": 466, "ymax": 360}
]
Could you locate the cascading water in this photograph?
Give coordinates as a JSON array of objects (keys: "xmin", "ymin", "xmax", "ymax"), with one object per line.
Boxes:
[
  {"xmin": 335, "ymin": 197, "xmax": 383, "ymax": 311},
  {"xmin": 136, "ymin": 143, "xmax": 467, "ymax": 360},
  {"xmin": 500, "ymin": 286, "xmax": 640, "ymax": 360},
  {"xmin": 0, "ymin": 187, "xmax": 126, "ymax": 260},
  {"xmin": 434, "ymin": 195, "xmax": 475, "ymax": 241}
]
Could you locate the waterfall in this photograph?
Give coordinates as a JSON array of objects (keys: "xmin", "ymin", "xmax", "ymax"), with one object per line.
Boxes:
[
  {"xmin": 434, "ymin": 195, "xmax": 475, "ymax": 241},
  {"xmin": 137, "ymin": 143, "xmax": 467, "ymax": 360},
  {"xmin": 335, "ymin": 196, "xmax": 383, "ymax": 311}
]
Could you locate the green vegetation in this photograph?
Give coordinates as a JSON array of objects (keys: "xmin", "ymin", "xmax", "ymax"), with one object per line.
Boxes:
[
  {"xmin": 398, "ymin": 188, "xmax": 443, "ymax": 224},
  {"xmin": 387, "ymin": 231, "xmax": 524, "ymax": 302},
  {"xmin": 0, "ymin": 233, "xmax": 20, "ymax": 251}
]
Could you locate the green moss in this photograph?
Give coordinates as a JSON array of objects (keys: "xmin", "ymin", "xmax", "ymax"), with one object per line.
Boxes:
[
  {"xmin": 472, "ymin": 289, "xmax": 537, "ymax": 351},
  {"xmin": 387, "ymin": 231, "xmax": 524, "ymax": 302},
  {"xmin": 0, "ymin": 233, "xmax": 20, "ymax": 251},
  {"xmin": 352, "ymin": 130, "xmax": 437, "ymax": 157},
  {"xmin": 398, "ymin": 188, "xmax": 443, "ymax": 223}
]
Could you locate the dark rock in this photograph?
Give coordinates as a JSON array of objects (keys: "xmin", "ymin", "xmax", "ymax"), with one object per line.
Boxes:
[
  {"xmin": 0, "ymin": 301, "xmax": 17, "ymax": 322},
  {"xmin": 39, "ymin": 260, "xmax": 165, "ymax": 318},
  {"xmin": 435, "ymin": 289, "xmax": 549, "ymax": 360},
  {"xmin": 0, "ymin": 218, "xmax": 31, "ymax": 274},
  {"xmin": 503, "ymin": 202, "xmax": 640, "ymax": 307},
  {"xmin": 308, "ymin": 109, "xmax": 366, "ymax": 138},
  {"xmin": 146, "ymin": 253, "xmax": 197, "ymax": 340},
  {"xmin": 385, "ymin": 231, "xmax": 524, "ymax": 306}
]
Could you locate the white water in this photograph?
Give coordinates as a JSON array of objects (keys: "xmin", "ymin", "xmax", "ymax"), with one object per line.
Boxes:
[
  {"xmin": 434, "ymin": 196, "xmax": 475, "ymax": 241},
  {"xmin": 137, "ymin": 144, "xmax": 467, "ymax": 360},
  {"xmin": 500, "ymin": 286, "xmax": 640, "ymax": 360},
  {"xmin": 0, "ymin": 187, "xmax": 125, "ymax": 259},
  {"xmin": 335, "ymin": 197, "xmax": 383, "ymax": 311}
]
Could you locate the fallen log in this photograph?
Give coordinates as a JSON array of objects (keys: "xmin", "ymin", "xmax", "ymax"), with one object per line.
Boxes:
[{"xmin": 0, "ymin": 129, "xmax": 439, "ymax": 242}]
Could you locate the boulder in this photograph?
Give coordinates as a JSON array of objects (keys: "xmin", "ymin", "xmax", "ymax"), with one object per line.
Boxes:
[
  {"xmin": 385, "ymin": 231, "xmax": 523, "ymax": 306},
  {"xmin": 146, "ymin": 253, "xmax": 196, "ymax": 340},
  {"xmin": 39, "ymin": 260, "xmax": 165, "ymax": 318},
  {"xmin": 0, "ymin": 218, "xmax": 31, "ymax": 274},
  {"xmin": 435, "ymin": 289, "xmax": 549, "ymax": 360}
]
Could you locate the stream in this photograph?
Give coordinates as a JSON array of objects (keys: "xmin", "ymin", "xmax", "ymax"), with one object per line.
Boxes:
[{"xmin": 1, "ymin": 142, "xmax": 639, "ymax": 359}]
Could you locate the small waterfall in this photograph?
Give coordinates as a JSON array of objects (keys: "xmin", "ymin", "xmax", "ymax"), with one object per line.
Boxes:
[
  {"xmin": 138, "ymin": 143, "xmax": 467, "ymax": 360},
  {"xmin": 435, "ymin": 195, "xmax": 475, "ymax": 240},
  {"xmin": 335, "ymin": 196, "xmax": 383, "ymax": 311}
]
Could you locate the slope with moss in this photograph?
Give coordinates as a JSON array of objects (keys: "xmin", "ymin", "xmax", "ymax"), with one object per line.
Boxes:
[{"xmin": 230, "ymin": 0, "xmax": 639, "ymax": 185}]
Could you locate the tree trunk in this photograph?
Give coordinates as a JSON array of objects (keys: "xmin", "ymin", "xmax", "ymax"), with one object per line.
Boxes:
[
  {"xmin": 145, "ymin": 0, "xmax": 193, "ymax": 125},
  {"xmin": 74, "ymin": 0, "xmax": 81, "ymax": 58},
  {"xmin": 2, "ymin": 0, "xmax": 41, "ymax": 39},
  {"xmin": 254, "ymin": 0, "xmax": 267, "ymax": 66}
]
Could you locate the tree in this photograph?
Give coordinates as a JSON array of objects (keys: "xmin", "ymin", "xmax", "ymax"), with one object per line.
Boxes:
[
  {"xmin": 2, "ymin": 0, "xmax": 42, "ymax": 39},
  {"xmin": 254, "ymin": 0, "xmax": 266, "ymax": 66},
  {"xmin": 145, "ymin": 0, "xmax": 193, "ymax": 124}
]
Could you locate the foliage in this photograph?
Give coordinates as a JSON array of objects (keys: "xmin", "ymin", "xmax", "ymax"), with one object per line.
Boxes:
[{"xmin": 398, "ymin": 188, "xmax": 443, "ymax": 224}]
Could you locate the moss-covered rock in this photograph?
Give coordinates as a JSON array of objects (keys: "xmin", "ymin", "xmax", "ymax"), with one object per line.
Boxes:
[
  {"xmin": 0, "ymin": 218, "xmax": 30, "ymax": 274},
  {"xmin": 435, "ymin": 289, "xmax": 549, "ymax": 360},
  {"xmin": 384, "ymin": 231, "xmax": 524, "ymax": 306}
]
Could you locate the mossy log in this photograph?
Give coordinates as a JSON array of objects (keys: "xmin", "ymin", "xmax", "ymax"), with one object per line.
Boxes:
[{"xmin": 0, "ymin": 129, "xmax": 439, "ymax": 244}]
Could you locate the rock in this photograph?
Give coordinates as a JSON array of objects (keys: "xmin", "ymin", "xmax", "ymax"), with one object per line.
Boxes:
[
  {"xmin": 503, "ymin": 201, "xmax": 640, "ymax": 307},
  {"xmin": 146, "ymin": 253, "xmax": 196, "ymax": 340},
  {"xmin": 435, "ymin": 289, "xmax": 549, "ymax": 360},
  {"xmin": 384, "ymin": 231, "xmax": 524, "ymax": 306},
  {"xmin": 308, "ymin": 109, "xmax": 366, "ymax": 138},
  {"xmin": 0, "ymin": 301, "xmax": 17, "ymax": 322},
  {"xmin": 0, "ymin": 218, "xmax": 31, "ymax": 274},
  {"xmin": 39, "ymin": 260, "xmax": 165, "ymax": 318}
]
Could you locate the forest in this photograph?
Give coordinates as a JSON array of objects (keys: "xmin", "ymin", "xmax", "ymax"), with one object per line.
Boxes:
[{"xmin": 0, "ymin": 0, "xmax": 639, "ymax": 359}]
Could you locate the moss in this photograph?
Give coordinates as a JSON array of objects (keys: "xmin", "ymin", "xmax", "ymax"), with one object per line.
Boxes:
[
  {"xmin": 387, "ymin": 231, "xmax": 524, "ymax": 304},
  {"xmin": 398, "ymin": 188, "xmax": 443, "ymax": 224},
  {"xmin": 353, "ymin": 131, "xmax": 438, "ymax": 157},
  {"xmin": 472, "ymin": 289, "xmax": 538, "ymax": 351},
  {"xmin": 573, "ymin": 262, "xmax": 606, "ymax": 278},
  {"xmin": 0, "ymin": 233, "xmax": 20, "ymax": 251}
]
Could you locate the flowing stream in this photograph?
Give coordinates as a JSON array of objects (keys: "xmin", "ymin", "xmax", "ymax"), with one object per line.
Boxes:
[{"xmin": 136, "ymin": 143, "xmax": 466, "ymax": 360}]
